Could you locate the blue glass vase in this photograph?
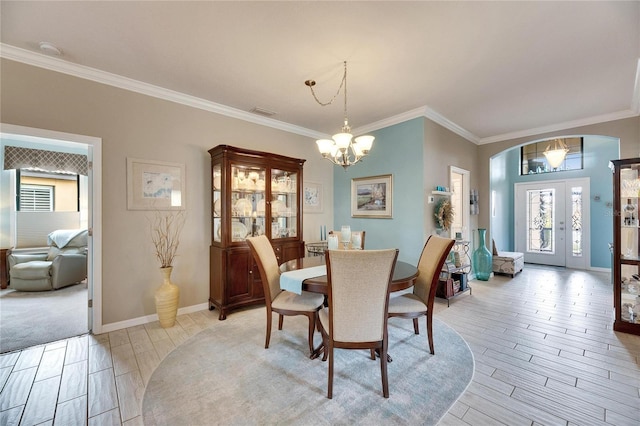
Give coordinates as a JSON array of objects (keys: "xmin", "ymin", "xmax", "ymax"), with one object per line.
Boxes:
[{"xmin": 473, "ymin": 228, "xmax": 492, "ymax": 281}]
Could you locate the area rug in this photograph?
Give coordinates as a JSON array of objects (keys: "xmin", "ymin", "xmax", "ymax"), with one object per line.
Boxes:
[
  {"xmin": 0, "ymin": 283, "xmax": 88, "ymax": 353},
  {"xmin": 142, "ymin": 307, "xmax": 474, "ymax": 425}
]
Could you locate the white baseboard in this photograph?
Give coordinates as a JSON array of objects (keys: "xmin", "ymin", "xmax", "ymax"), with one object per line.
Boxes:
[
  {"xmin": 588, "ymin": 266, "xmax": 611, "ymax": 273},
  {"xmin": 99, "ymin": 302, "xmax": 210, "ymax": 334}
]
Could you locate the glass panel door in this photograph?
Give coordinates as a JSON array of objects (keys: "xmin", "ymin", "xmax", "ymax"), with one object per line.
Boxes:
[
  {"xmin": 230, "ymin": 164, "xmax": 266, "ymax": 243},
  {"xmin": 270, "ymin": 168, "xmax": 298, "ymax": 240},
  {"xmin": 516, "ymin": 182, "xmax": 566, "ymax": 266}
]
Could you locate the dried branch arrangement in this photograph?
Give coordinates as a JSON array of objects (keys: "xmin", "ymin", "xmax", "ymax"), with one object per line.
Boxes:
[{"xmin": 149, "ymin": 210, "xmax": 186, "ymax": 268}]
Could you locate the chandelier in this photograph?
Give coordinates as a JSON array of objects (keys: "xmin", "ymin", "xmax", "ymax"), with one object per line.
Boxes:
[
  {"xmin": 543, "ymin": 138, "xmax": 569, "ymax": 169},
  {"xmin": 305, "ymin": 61, "xmax": 374, "ymax": 170}
]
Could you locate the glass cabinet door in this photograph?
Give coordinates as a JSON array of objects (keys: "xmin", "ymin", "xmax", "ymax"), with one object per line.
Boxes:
[
  {"xmin": 270, "ymin": 168, "xmax": 298, "ymax": 240},
  {"xmin": 230, "ymin": 163, "xmax": 267, "ymax": 243},
  {"xmin": 618, "ymin": 163, "xmax": 640, "ymax": 325},
  {"xmin": 212, "ymin": 162, "xmax": 222, "ymax": 243}
]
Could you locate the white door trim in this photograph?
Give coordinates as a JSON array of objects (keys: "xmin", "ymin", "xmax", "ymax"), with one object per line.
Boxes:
[
  {"xmin": 1, "ymin": 123, "xmax": 103, "ymax": 333},
  {"xmin": 450, "ymin": 166, "xmax": 471, "ymax": 241}
]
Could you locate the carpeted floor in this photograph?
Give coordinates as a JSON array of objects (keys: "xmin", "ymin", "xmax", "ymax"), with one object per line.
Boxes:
[
  {"xmin": 0, "ymin": 283, "xmax": 88, "ymax": 353},
  {"xmin": 143, "ymin": 307, "xmax": 474, "ymax": 425}
]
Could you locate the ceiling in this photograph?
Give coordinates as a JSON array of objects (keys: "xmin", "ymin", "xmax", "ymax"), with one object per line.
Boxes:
[{"xmin": 1, "ymin": 1, "xmax": 639, "ymax": 144}]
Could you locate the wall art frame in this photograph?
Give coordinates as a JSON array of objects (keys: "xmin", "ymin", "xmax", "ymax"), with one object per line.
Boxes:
[
  {"xmin": 127, "ymin": 157, "xmax": 185, "ymax": 210},
  {"xmin": 303, "ymin": 181, "xmax": 323, "ymax": 213},
  {"xmin": 351, "ymin": 174, "xmax": 393, "ymax": 218}
]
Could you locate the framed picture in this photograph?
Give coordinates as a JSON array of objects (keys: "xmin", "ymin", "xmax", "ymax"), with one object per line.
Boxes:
[
  {"xmin": 351, "ymin": 174, "xmax": 393, "ymax": 218},
  {"xmin": 127, "ymin": 157, "xmax": 185, "ymax": 210},
  {"xmin": 303, "ymin": 181, "xmax": 323, "ymax": 213}
]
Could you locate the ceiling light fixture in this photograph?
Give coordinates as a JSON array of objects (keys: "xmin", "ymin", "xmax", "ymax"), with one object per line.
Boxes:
[
  {"xmin": 305, "ymin": 61, "xmax": 374, "ymax": 170},
  {"xmin": 543, "ymin": 138, "xmax": 569, "ymax": 169}
]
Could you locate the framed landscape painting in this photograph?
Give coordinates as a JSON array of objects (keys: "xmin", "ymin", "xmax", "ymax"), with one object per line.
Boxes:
[{"xmin": 351, "ymin": 174, "xmax": 393, "ymax": 218}]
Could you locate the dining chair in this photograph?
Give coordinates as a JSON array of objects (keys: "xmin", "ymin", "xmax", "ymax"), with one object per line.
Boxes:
[
  {"xmin": 328, "ymin": 230, "xmax": 366, "ymax": 249},
  {"xmin": 246, "ymin": 235, "xmax": 325, "ymax": 355},
  {"xmin": 318, "ymin": 248, "xmax": 399, "ymax": 398},
  {"xmin": 387, "ymin": 235, "xmax": 455, "ymax": 355}
]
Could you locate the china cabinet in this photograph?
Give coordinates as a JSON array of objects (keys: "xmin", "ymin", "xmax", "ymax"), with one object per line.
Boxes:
[
  {"xmin": 611, "ymin": 158, "xmax": 640, "ymax": 335},
  {"xmin": 209, "ymin": 145, "xmax": 305, "ymax": 320}
]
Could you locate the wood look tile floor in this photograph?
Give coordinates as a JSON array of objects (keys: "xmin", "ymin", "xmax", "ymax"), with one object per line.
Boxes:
[{"xmin": 1, "ymin": 265, "xmax": 639, "ymax": 425}]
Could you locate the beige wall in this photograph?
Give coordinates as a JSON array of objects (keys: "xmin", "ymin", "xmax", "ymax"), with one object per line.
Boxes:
[
  {"xmin": 476, "ymin": 116, "xmax": 640, "ymax": 242},
  {"xmin": 1, "ymin": 59, "xmax": 334, "ymax": 325},
  {"xmin": 423, "ymin": 118, "xmax": 479, "ymax": 242}
]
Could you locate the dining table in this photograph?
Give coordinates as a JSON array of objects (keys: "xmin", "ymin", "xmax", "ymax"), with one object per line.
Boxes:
[
  {"xmin": 279, "ymin": 255, "xmax": 420, "ymax": 360},
  {"xmin": 279, "ymin": 255, "xmax": 419, "ymax": 294}
]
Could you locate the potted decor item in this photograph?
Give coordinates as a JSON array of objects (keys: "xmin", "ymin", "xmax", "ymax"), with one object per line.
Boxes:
[
  {"xmin": 150, "ymin": 210, "xmax": 186, "ymax": 328},
  {"xmin": 473, "ymin": 228, "xmax": 492, "ymax": 281}
]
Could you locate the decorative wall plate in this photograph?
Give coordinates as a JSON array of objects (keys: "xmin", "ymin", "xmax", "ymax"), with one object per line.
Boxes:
[
  {"xmin": 232, "ymin": 221, "xmax": 248, "ymax": 241},
  {"xmin": 271, "ymin": 199, "xmax": 286, "ymax": 217},
  {"xmin": 234, "ymin": 198, "xmax": 252, "ymax": 217}
]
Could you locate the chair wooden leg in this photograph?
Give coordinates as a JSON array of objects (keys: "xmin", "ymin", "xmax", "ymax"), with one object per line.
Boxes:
[
  {"xmin": 370, "ymin": 349, "xmax": 376, "ymax": 360},
  {"xmin": 278, "ymin": 314, "xmax": 284, "ymax": 330},
  {"xmin": 413, "ymin": 318, "xmax": 420, "ymax": 334},
  {"xmin": 327, "ymin": 344, "xmax": 334, "ymax": 399},
  {"xmin": 380, "ymin": 342, "xmax": 389, "ymax": 398},
  {"xmin": 307, "ymin": 312, "xmax": 316, "ymax": 355},
  {"xmin": 321, "ymin": 334, "xmax": 329, "ymax": 361},
  {"xmin": 265, "ymin": 310, "xmax": 272, "ymax": 349},
  {"xmin": 426, "ymin": 313, "xmax": 434, "ymax": 355}
]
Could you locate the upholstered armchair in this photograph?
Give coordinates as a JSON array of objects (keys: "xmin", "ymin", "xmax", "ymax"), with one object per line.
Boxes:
[{"xmin": 8, "ymin": 229, "xmax": 88, "ymax": 292}]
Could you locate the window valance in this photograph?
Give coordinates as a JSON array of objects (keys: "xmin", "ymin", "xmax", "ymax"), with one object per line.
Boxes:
[{"xmin": 3, "ymin": 146, "xmax": 88, "ymax": 175}]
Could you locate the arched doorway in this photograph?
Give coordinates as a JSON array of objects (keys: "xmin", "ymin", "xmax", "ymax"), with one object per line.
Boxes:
[{"xmin": 490, "ymin": 134, "xmax": 619, "ymax": 270}]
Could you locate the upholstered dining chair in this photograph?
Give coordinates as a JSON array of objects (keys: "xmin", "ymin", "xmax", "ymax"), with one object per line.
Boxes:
[
  {"xmin": 246, "ymin": 235, "xmax": 325, "ymax": 355},
  {"xmin": 318, "ymin": 248, "xmax": 399, "ymax": 399},
  {"xmin": 328, "ymin": 230, "xmax": 366, "ymax": 249},
  {"xmin": 387, "ymin": 235, "xmax": 455, "ymax": 355}
]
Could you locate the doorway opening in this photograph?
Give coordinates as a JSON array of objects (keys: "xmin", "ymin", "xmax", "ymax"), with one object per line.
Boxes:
[
  {"xmin": 450, "ymin": 166, "xmax": 470, "ymax": 241},
  {"xmin": 490, "ymin": 134, "xmax": 618, "ymax": 271},
  {"xmin": 0, "ymin": 124, "xmax": 103, "ymax": 351}
]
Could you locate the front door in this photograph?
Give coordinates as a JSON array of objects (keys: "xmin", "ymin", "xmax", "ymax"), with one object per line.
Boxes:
[{"xmin": 515, "ymin": 178, "xmax": 590, "ymax": 268}]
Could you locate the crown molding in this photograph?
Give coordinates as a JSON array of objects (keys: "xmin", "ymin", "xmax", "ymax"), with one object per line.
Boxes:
[
  {"xmin": 478, "ymin": 109, "xmax": 639, "ymax": 145},
  {"xmin": 0, "ymin": 43, "xmax": 325, "ymax": 140},
  {"xmin": 354, "ymin": 106, "xmax": 480, "ymax": 144},
  {"xmin": 2, "ymin": 43, "xmax": 637, "ymax": 147},
  {"xmin": 631, "ymin": 58, "xmax": 640, "ymax": 114}
]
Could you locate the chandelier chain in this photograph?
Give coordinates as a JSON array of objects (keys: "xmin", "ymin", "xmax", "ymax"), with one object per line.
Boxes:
[
  {"xmin": 305, "ymin": 61, "xmax": 374, "ymax": 170},
  {"xmin": 307, "ymin": 61, "xmax": 347, "ymax": 109}
]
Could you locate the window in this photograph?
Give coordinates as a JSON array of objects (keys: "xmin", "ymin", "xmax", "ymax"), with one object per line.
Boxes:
[
  {"xmin": 20, "ymin": 184, "xmax": 54, "ymax": 211},
  {"xmin": 17, "ymin": 170, "xmax": 79, "ymax": 212},
  {"xmin": 521, "ymin": 137, "xmax": 583, "ymax": 175}
]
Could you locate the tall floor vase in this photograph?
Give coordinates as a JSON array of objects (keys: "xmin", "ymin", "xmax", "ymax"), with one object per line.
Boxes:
[
  {"xmin": 155, "ymin": 266, "xmax": 179, "ymax": 328},
  {"xmin": 473, "ymin": 229, "xmax": 492, "ymax": 281}
]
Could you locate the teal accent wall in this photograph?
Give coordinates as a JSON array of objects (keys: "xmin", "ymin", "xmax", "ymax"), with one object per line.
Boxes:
[
  {"xmin": 492, "ymin": 135, "xmax": 618, "ymax": 268},
  {"xmin": 333, "ymin": 118, "xmax": 425, "ymax": 265}
]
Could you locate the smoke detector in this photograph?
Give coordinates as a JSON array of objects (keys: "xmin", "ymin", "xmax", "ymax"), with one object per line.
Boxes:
[
  {"xmin": 38, "ymin": 42, "xmax": 62, "ymax": 56},
  {"xmin": 250, "ymin": 107, "xmax": 276, "ymax": 117}
]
